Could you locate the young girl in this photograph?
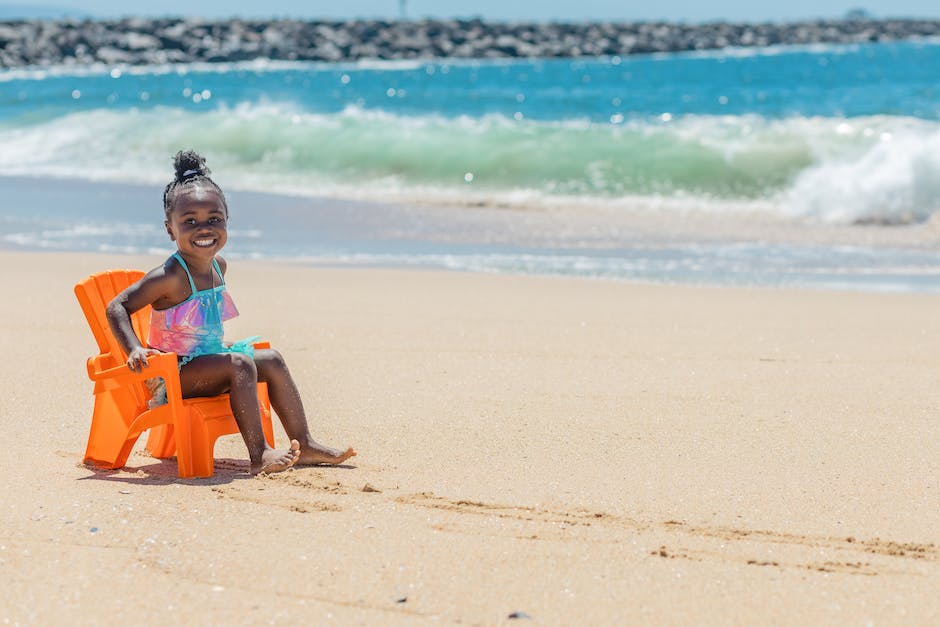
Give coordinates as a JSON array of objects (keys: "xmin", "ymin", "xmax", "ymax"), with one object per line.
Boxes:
[{"xmin": 107, "ymin": 150, "xmax": 356, "ymax": 475}]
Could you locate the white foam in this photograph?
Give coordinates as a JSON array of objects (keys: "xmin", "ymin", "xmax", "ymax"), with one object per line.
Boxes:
[
  {"xmin": 0, "ymin": 55, "xmax": 535, "ymax": 83},
  {"xmin": 2, "ymin": 104, "xmax": 940, "ymax": 224},
  {"xmin": 781, "ymin": 120, "xmax": 940, "ymax": 222},
  {"xmin": 0, "ymin": 58, "xmax": 342, "ymax": 82}
]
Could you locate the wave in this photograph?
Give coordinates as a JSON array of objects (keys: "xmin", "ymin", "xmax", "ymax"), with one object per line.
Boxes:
[{"xmin": 1, "ymin": 103, "xmax": 939, "ymax": 223}]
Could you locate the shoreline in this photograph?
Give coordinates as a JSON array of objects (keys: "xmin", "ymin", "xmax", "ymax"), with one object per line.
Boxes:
[
  {"xmin": 14, "ymin": 245, "xmax": 940, "ymax": 298},
  {"xmin": 3, "ymin": 249, "xmax": 940, "ymax": 623},
  {"xmin": 4, "ymin": 174, "xmax": 940, "ymax": 294}
]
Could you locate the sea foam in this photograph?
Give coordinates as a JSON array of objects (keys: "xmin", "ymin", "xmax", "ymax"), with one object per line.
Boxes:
[{"xmin": 1, "ymin": 103, "xmax": 938, "ymax": 224}]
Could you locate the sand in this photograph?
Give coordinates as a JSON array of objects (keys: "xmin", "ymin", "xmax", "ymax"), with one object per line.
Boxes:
[{"xmin": 2, "ymin": 249, "xmax": 940, "ymax": 625}]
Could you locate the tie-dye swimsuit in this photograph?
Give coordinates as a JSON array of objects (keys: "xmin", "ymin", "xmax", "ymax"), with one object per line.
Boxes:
[{"xmin": 148, "ymin": 252, "xmax": 259, "ymax": 368}]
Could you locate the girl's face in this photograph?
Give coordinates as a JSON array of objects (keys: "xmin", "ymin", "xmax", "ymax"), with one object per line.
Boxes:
[{"xmin": 165, "ymin": 184, "xmax": 228, "ymax": 260}]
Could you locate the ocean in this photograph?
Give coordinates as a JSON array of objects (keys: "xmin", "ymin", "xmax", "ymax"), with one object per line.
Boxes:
[{"xmin": 2, "ymin": 39, "xmax": 940, "ymax": 291}]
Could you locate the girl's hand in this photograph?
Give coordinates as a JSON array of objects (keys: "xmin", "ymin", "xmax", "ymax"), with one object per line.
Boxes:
[{"xmin": 127, "ymin": 347, "xmax": 162, "ymax": 373}]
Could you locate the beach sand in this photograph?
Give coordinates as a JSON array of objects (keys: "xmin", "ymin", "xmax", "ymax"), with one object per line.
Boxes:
[{"xmin": 3, "ymin": 249, "xmax": 940, "ymax": 624}]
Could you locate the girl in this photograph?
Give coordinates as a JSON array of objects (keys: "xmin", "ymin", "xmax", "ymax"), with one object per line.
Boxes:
[{"xmin": 107, "ymin": 150, "xmax": 356, "ymax": 475}]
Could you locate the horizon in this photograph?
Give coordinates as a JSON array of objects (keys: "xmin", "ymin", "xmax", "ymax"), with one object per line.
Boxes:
[{"xmin": 2, "ymin": 1, "xmax": 940, "ymax": 23}]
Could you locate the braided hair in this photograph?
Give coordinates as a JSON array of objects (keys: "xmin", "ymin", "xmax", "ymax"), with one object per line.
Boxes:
[{"xmin": 162, "ymin": 150, "xmax": 228, "ymax": 216}]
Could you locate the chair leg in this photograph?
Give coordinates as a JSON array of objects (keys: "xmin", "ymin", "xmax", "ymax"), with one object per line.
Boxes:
[
  {"xmin": 171, "ymin": 405, "xmax": 197, "ymax": 478},
  {"xmin": 187, "ymin": 413, "xmax": 217, "ymax": 479},
  {"xmin": 84, "ymin": 389, "xmax": 141, "ymax": 469},
  {"xmin": 145, "ymin": 423, "xmax": 176, "ymax": 458},
  {"xmin": 166, "ymin": 387, "xmax": 277, "ymax": 478}
]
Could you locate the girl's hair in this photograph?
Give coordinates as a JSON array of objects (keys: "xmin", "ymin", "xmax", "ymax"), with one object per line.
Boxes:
[{"xmin": 162, "ymin": 150, "xmax": 228, "ymax": 216}]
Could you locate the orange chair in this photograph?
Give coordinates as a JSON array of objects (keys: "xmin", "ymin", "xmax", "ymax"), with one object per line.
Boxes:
[{"xmin": 75, "ymin": 269, "xmax": 275, "ymax": 478}]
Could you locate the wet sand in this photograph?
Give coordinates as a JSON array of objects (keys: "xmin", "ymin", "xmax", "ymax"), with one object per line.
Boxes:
[{"xmin": 3, "ymin": 250, "xmax": 940, "ymax": 624}]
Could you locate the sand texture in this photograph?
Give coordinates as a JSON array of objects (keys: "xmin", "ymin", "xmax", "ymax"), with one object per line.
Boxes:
[{"xmin": 2, "ymin": 250, "xmax": 940, "ymax": 625}]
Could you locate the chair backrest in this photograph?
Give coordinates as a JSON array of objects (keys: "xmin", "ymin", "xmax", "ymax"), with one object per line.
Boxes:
[
  {"xmin": 76, "ymin": 270, "xmax": 162, "ymax": 459},
  {"xmin": 74, "ymin": 270, "xmax": 150, "ymax": 361}
]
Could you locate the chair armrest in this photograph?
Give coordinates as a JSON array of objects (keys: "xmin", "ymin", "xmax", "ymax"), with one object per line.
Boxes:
[{"xmin": 86, "ymin": 351, "xmax": 180, "ymax": 384}]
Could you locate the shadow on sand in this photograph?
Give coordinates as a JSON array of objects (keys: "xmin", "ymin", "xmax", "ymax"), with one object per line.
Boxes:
[{"xmin": 77, "ymin": 457, "xmax": 357, "ymax": 487}]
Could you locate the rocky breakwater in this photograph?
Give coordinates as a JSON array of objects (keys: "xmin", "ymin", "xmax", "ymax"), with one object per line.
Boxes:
[{"xmin": 1, "ymin": 17, "xmax": 940, "ymax": 67}]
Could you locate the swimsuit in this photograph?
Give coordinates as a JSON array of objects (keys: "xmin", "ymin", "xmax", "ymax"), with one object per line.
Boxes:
[{"xmin": 148, "ymin": 252, "xmax": 259, "ymax": 368}]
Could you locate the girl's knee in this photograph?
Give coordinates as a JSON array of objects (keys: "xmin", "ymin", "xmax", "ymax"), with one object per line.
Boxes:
[
  {"xmin": 256, "ymin": 349, "xmax": 288, "ymax": 378},
  {"xmin": 256, "ymin": 348, "xmax": 285, "ymax": 364},
  {"xmin": 228, "ymin": 352, "xmax": 258, "ymax": 384}
]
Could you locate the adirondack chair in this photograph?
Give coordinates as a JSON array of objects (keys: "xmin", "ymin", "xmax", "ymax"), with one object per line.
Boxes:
[{"xmin": 75, "ymin": 269, "xmax": 275, "ymax": 478}]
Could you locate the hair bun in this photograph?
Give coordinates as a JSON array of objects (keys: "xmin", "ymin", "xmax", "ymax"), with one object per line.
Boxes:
[{"xmin": 173, "ymin": 149, "xmax": 210, "ymax": 180}]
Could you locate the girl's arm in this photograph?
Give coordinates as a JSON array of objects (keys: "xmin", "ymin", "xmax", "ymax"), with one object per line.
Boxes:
[{"xmin": 106, "ymin": 268, "xmax": 176, "ymax": 372}]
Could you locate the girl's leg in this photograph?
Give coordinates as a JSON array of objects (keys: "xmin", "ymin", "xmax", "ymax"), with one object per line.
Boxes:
[
  {"xmin": 254, "ymin": 348, "xmax": 356, "ymax": 465},
  {"xmin": 179, "ymin": 353, "xmax": 299, "ymax": 474}
]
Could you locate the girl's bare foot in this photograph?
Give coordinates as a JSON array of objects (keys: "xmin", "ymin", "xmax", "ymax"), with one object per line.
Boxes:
[
  {"xmin": 251, "ymin": 439, "xmax": 300, "ymax": 475},
  {"xmin": 297, "ymin": 440, "xmax": 357, "ymax": 466}
]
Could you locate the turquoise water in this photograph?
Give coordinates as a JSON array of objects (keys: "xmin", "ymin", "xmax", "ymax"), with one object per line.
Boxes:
[{"xmin": 2, "ymin": 40, "xmax": 940, "ymax": 289}]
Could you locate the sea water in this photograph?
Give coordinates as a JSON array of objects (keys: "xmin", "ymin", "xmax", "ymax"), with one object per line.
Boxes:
[{"xmin": 2, "ymin": 39, "xmax": 940, "ymax": 290}]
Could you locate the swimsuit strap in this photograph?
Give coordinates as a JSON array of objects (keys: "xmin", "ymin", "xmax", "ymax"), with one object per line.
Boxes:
[
  {"xmin": 212, "ymin": 257, "xmax": 225, "ymax": 286},
  {"xmin": 172, "ymin": 252, "xmax": 198, "ymax": 296},
  {"xmin": 172, "ymin": 252, "xmax": 225, "ymax": 295}
]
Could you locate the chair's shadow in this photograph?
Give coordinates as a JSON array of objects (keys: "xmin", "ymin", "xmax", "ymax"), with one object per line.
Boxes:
[
  {"xmin": 77, "ymin": 457, "xmax": 254, "ymax": 486},
  {"xmin": 77, "ymin": 457, "xmax": 358, "ymax": 486}
]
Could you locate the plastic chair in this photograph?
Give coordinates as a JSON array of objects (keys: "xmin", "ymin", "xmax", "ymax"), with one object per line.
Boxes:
[{"xmin": 75, "ymin": 269, "xmax": 275, "ymax": 478}]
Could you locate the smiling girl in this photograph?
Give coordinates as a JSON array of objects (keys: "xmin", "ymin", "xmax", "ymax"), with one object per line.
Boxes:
[{"xmin": 106, "ymin": 150, "xmax": 355, "ymax": 475}]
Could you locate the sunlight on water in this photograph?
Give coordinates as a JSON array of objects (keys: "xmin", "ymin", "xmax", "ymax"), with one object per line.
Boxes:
[{"xmin": 3, "ymin": 40, "xmax": 940, "ymax": 290}]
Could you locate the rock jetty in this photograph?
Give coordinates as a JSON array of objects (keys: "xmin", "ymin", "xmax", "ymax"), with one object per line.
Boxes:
[{"xmin": 1, "ymin": 17, "xmax": 939, "ymax": 67}]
